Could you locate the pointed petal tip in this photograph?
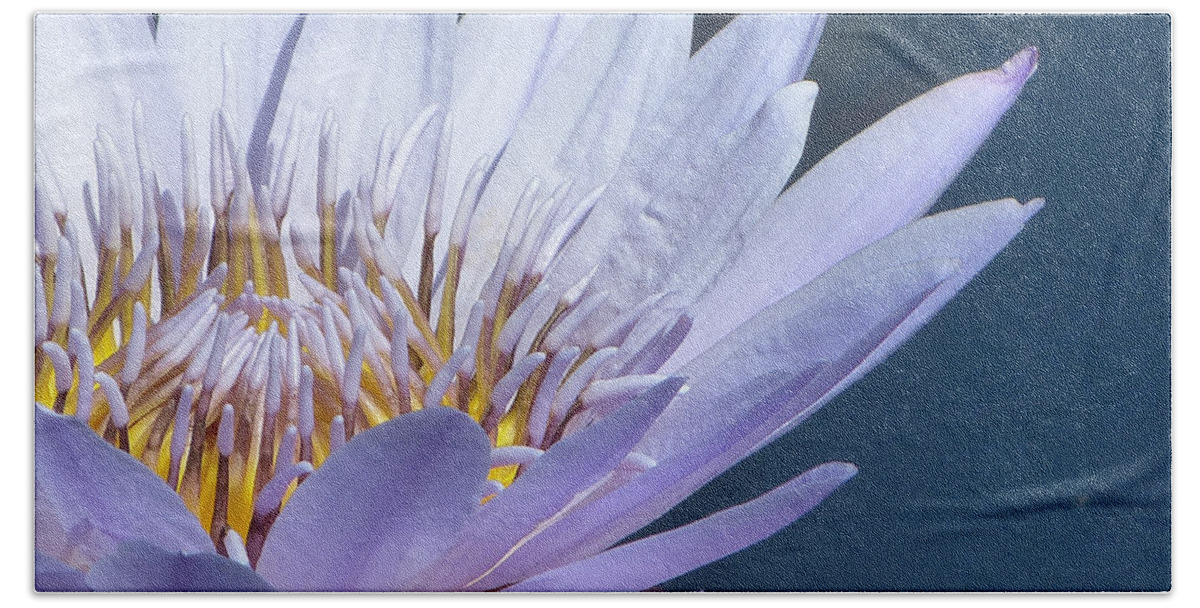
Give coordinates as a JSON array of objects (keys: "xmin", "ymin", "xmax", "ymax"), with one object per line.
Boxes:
[
  {"xmin": 791, "ymin": 79, "xmax": 820, "ymax": 100},
  {"xmin": 1023, "ymin": 197, "xmax": 1047, "ymax": 219},
  {"xmin": 818, "ymin": 460, "xmax": 860, "ymax": 483},
  {"xmin": 1001, "ymin": 46, "xmax": 1039, "ymax": 82}
]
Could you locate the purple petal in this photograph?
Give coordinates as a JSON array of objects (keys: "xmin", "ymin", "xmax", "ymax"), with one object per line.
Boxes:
[
  {"xmin": 480, "ymin": 254, "xmax": 959, "ymax": 581},
  {"xmin": 678, "ymin": 48, "xmax": 1039, "ymax": 364},
  {"xmin": 532, "ymin": 199, "xmax": 1044, "ymax": 565},
  {"xmin": 408, "ymin": 377, "xmax": 685, "ymax": 591},
  {"xmin": 245, "ymin": 15, "xmax": 305, "ymax": 191},
  {"xmin": 508, "ymin": 462, "xmax": 857, "ymax": 591},
  {"xmin": 35, "ymin": 552, "xmax": 89, "ymax": 592},
  {"xmin": 255, "ymin": 406, "xmax": 490, "ymax": 591},
  {"xmin": 480, "ymin": 264, "xmax": 940, "ymax": 583},
  {"xmin": 34, "ymin": 406, "xmax": 212, "ymax": 569},
  {"xmin": 765, "ymin": 197, "xmax": 1045, "ymax": 445},
  {"xmin": 85, "ymin": 540, "xmax": 272, "ymax": 592},
  {"xmin": 642, "ymin": 258, "xmax": 962, "ymax": 468}
]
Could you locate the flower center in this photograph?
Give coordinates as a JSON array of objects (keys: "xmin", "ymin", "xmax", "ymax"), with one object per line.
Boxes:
[{"xmin": 34, "ymin": 102, "xmax": 692, "ymax": 563}]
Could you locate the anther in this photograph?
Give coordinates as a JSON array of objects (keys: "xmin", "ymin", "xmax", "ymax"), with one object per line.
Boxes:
[
  {"xmin": 298, "ymin": 366, "xmax": 315, "ymax": 463},
  {"xmin": 40, "ymin": 341, "xmax": 72, "ymax": 414},
  {"xmin": 182, "ymin": 322, "xmax": 219, "ymax": 385},
  {"xmin": 589, "ymin": 291, "xmax": 669, "ymax": 350},
  {"xmin": 542, "ymin": 292, "xmax": 606, "ymax": 354},
  {"xmin": 277, "ymin": 425, "xmax": 298, "ymax": 468},
  {"xmin": 167, "ymin": 385, "xmax": 195, "ymax": 491},
  {"xmin": 34, "ymin": 269, "xmax": 47, "ymax": 347},
  {"xmin": 49, "ymin": 236, "xmax": 74, "ymax": 331},
  {"xmin": 389, "ymin": 303, "xmax": 413, "ymax": 414},
  {"xmin": 426, "ymin": 342, "xmax": 475, "ymax": 409},
  {"xmin": 423, "ymin": 111, "xmax": 453, "ymax": 238},
  {"xmin": 579, "ymin": 374, "xmax": 670, "ymax": 418},
  {"xmin": 217, "ymin": 403, "xmax": 236, "ymax": 457},
  {"xmin": 497, "ymin": 283, "xmax": 552, "ymax": 357},
  {"xmin": 210, "ymin": 403, "xmax": 235, "ymax": 548},
  {"xmin": 68, "ymin": 282, "xmax": 87, "ymax": 341},
  {"xmin": 223, "ymin": 528, "xmax": 250, "ymax": 567},
  {"xmin": 548, "ymin": 346, "xmax": 619, "ymax": 431},
  {"xmin": 320, "ymin": 303, "xmax": 345, "ymax": 372},
  {"xmin": 117, "ymin": 301, "xmax": 147, "ymax": 387},
  {"xmin": 317, "ymin": 110, "xmax": 339, "ymax": 289},
  {"xmin": 367, "ymin": 123, "xmax": 397, "ymax": 220},
  {"xmin": 528, "ymin": 346, "xmax": 581, "ymax": 448},
  {"xmin": 329, "ymin": 416, "xmax": 346, "ymax": 453},
  {"xmin": 534, "ymin": 185, "xmax": 606, "ymax": 278},
  {"xmin": 341, "ymin": 328, "xmax": 366, "ymax": 437},
  {"xmin": 67, "ymin": 328, "xmax": 94, "ymax": 423},
  {"xmin": 448, "ymin": 156, "xmax": 491, "ymax": 249},
  {"xmin": 144, "ymin": 301, "xmax": 219, "ymax": 377},
  {"xmin": 95, "ymin": 372, "xmax": 130, "ymax": 452},
  {"xmin": 487, "ymin": 351, "xmax": 546, "ymax": 428},
  {"xmin": 34, "ymin": 164, "xmax": 62, "ymax": 261},
  {"xmin": 245, "ymin": 460, "xmax": 313, "ymax": 567},
  {"xmin": 489, "ymin": 445, "xmax": 545, "ymax": 468},
  {"xmin": 254, "ymin": 337, "xmax": 285, "ymax": 493},
  {"xmin": 120, "ymin": 224, "xmax": 158, "ymax": 295},
  {"xmin": 560, "ymin": 265, "xmax": 597, "ymax": 308}
]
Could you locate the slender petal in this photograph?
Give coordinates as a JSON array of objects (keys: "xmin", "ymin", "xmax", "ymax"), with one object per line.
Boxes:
[
  {"xmin": 545, "ymin": 14, "xmax": 825, "ymax": 317},
  {"xmin": 445, "ymin": 14, "xmax": 589, "ymax": 207},
  {"xmin": 480, "ymin": 251, "xmax": 959, "ymax": 582},
  {"xmin": 678, "ymin": 47, "xmax": 1039, "ymax": 363},
  {"xmin": 585, "ymin": 80, "xmax": 820, "ymax": 338},
  {"xmin": 762, "ymin": 197, "xmax": 1046, "ymax": 445},
  {"xmin": 411, "ymin": 377, "xmax": 685, "ymax": 591},
  {"xmin": 509, "ymin": 462, "xmax": 857, "ymax": 591}
]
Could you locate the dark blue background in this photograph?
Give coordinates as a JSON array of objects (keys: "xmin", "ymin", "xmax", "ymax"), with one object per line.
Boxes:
[{"xmin": 652, "ymin": 13, "xmax": 1171, "ymax": 592}]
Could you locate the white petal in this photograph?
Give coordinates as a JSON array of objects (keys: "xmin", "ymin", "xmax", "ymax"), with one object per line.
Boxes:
[
  {"xmin": 272, "ymin": 14, "xmax": 455, "ymax": 226},
  {"xmin": 454, "ymin": 15, "xmax": 690, "ymax": 316},
  {"xmin": 543, "ymin": 15, "xmax": 825, "ymax": 334}
]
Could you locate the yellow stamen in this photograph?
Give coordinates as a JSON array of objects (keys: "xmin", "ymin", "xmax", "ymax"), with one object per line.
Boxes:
[
  {"xmin": 319, "ymin": 201, "xmax": 337, "ymax": 291},
  {"xmin": 435, "ymin": 244, "xmax": 462, "ymax": 356}
]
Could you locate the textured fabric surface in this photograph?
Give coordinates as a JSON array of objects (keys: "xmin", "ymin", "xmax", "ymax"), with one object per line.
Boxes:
[{"xmin": 655, "ymin": 13, "xmax": 1171, "ymax": 592}]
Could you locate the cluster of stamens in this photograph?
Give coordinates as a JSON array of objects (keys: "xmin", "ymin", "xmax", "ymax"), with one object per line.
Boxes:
[{"xmin": 35, "ymin": 97, "xmax": 694, "ymax": 566}]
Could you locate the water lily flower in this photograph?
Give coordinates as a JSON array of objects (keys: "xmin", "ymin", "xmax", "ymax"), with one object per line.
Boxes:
[{"xmin": 34, "ymin": 13, "xmax": 1041, "ymax": 592}]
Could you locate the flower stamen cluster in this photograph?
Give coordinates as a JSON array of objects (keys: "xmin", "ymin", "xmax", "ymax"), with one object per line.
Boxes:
[{"xmin": 35, "ymin": 91, "xmax": 688, "ymax": 565}]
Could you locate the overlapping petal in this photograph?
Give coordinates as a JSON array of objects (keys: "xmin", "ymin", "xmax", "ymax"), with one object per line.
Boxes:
[
  {"xmin": 86, "ymin": 540, "xmax": 272, "ymax": 592},
  {"xmin": 546, "ymin": 14, "xmax": 827, "ymax": 326},
  {"xmin": 255, "ymin": 407, "xmax": 490, "ymax": 591},
  {"xmin": 411, "ymin": 377, "xmax": 685, "ymax": 590},
  {"xmin": 675, "ymin": 47, "xmax": 1039, "ymax": 363},
  {"xmin": 34, "ymin": 406, "xmax": 212, "ymax": 570},
  {"xmin": 455, "ymin": 14, "xmax": 691, "ymax": 313},
  {"xmin": 508, "ymin": 462, "xmax": 857, "ymax": 592},
  {"xmin": 33, "ymin": 12, "xmax": 1041, "ymax": 594}
]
